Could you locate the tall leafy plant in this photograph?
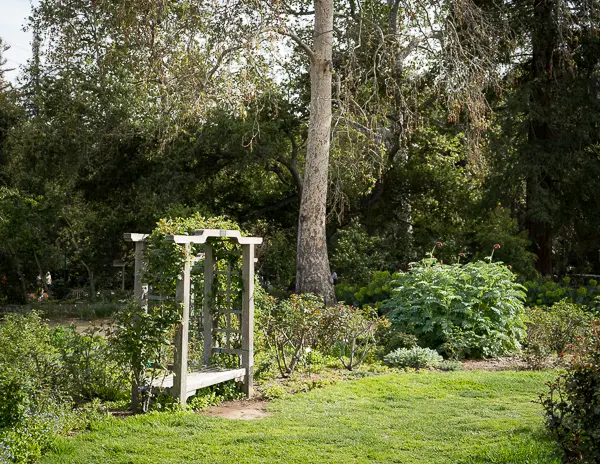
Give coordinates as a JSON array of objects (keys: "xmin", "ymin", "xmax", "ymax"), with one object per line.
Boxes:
[{"xmin": 385, "ymin": 254, "xmax": 526, "ymax": 358}]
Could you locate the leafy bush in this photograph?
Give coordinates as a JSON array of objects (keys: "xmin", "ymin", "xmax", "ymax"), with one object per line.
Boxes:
[
  {"xmin": 335, "ymin": 271, "xmax": 400, "ymax": 309},
  {"xmin": 110, "ymin": 301, "xmax": 180, "ymax": 412},
  {"xmin": 51, "ymin": 325, "xmax": 128, "ymax": 402},
  {"xmin": 384, "ymin": 347, "xmax": 443, "ymax": 369},
  {"xmin": 541, "ymin": 322, "xmax": 600, "ymax": 462},
  {"xmin": 262, "ymin": 294, "xmax": 334, "ymax": 377},
  {"xmin": 524, "ymin": 301, "xmax": 593, "ymax": 369},
  {"xmin": 0, "ymin": 313, "xmax": 76, "ymax": 462},
  {"xmin": 524, "ymin": 277, "xmax": 600, "ymax": 309},
  {"xmin": 385, "ymin": 259, "xmax": 527, "ymax": 358},
  {"xmin": 0, "ymin": 313, "xmax": 63, "ymax": 429},
  {"xmin": 376, "ymin": 327, "xmax": 418, "ymax": 358},
  {"xmin": 330, "ymin": 219, "xmax": 386, "ymax": 286}
]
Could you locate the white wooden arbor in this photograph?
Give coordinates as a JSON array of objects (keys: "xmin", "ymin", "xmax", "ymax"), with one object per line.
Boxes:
[{"xmin": 124, "ymin": 229, "xmax": 262, "ymax": 406}]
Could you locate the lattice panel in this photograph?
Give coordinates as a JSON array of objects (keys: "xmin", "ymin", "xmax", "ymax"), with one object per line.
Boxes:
[{"xmin": 212, "ymin": 258, "xmax": 243, "ymax": 353}]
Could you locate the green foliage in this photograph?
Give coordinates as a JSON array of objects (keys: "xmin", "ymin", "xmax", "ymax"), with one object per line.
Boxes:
[
  {"xmin": 330, "ymin": 219, "xmax": 385, "ymax": 286},
  {"xmin": 110, "ymin": 301, "xmax": 180, "ymax": 411},
  {"xmin": 51, "ymin": 325, "xmax": 128, "ymax": 402},
  {"xmin": 262, "ymin": 294, "xmax": 333, "ymax": 377},
  {"xmin": 375, "ymin": 326, "xmax": 418, "ymax": 360},
  {"xmin": 385, "ymin": 259, "xmax": 527, "ymax": 358},
  {"xmin": 258, "ymin": 228, "xmax": 296, "ymax": 294},
  {"xmin": 437, "ymin": 360, "xmax": 463, "ymax": 371},
  {"xmin": 384, "ymin": 347, "xmax": 443, "ymax": 369},
  {"xmin": 181, "ymin": 381, "xmax": 243, "ymax": 412},
  {"xmin": 0, "ymin": 313, "xmax": 79, "ymax": 463},
  {"xmin": 472, "ymin": 207, "xmax": 537, "ymax": 279},
  {"xmin": 0, "ymin": 313, "xmax": 63, "ymax": 428},
  {"xmin": 261, "ymin": 384, "xmax": 287, "ymax": 400},
  {"xmin": 327, "ymin": 305, "xmax": 387, "ymax": 371},
  {"xmin": 335, "ymin": 271, "xmax": 400, "ymax": 309},
  {"xmin": 523, "ymin": 301, "xmax": 593, "ymax": 369},
  {"xmin": 524, "ymin": 278, "xmax": 600, "ymax": 308},
  {"xmin": 541, "ymin": 323, "xmax": 600, "ymax": 462},
  {"xmin": 263, "ymin": 294, "xmax": 388, "ymax": 376}
]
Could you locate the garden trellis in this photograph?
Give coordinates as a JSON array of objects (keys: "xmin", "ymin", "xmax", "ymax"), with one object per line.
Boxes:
[{"xmin": 124, "ymin": 229, "xmax": 262, "ymax": 406}]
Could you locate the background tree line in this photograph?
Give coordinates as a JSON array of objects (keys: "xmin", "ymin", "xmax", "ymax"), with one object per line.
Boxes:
[{"xmin": 1, "ymin": 0, "xmax": 600, "ymax": 303}]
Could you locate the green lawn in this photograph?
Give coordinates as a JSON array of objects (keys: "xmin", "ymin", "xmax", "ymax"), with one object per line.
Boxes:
[{"xmin": 43, "ymin": 371, "xmax": 561, "ymax": 464}]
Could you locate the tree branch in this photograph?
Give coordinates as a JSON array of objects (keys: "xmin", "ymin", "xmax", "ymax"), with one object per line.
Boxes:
[{"xmin": 280, "ymin": 29, "xmax": 314, "ymax": 59}]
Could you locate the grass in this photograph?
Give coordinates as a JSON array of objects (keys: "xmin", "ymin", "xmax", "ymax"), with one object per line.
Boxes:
[{"xmin": 42, "ymin": 370, "xmax": 561, "ymax": 464}]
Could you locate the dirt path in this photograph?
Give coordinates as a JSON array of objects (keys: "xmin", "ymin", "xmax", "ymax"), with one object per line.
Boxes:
[{"xmin": 202, "ymin": 400, "xmax": 271, "ymax": 420}]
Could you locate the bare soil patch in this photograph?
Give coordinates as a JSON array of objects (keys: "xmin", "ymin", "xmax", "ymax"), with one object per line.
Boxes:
[
  {"xmin": 202, "ymin": 400, "xmax": 271, "ymax": 420},
  {"xmin": 460, "ymin": 357, "xmax": 528, "ymax": 371}
]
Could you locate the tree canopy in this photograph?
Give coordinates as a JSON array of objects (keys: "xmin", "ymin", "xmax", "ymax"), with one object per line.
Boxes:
[{"xmin": 1, "ymin": 0, "xmax": 599, "ymax": 303}]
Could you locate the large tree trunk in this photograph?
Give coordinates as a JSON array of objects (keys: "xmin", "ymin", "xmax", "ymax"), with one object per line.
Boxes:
[
  {"xmin": 526, "ymin": 0, "xmax": 557, "ymax": 276},
  {"xmin": 295, "ymin": 0, "xmax": 335, "ymax": 304}
]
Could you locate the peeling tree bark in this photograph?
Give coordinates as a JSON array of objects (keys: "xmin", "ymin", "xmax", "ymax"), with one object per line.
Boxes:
[{"xmin": 295, "ymin": 0, "xmax": 336, "ymax": 305}]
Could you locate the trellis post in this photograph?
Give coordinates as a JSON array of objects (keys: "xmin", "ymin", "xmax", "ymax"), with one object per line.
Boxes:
[
  {"xmin": 241, "ymin": 243, "xmax": 255, "ymax": 397},
  {"xmin": 203, "ymin": 243, "xmax": 214, "ymax": 367},
  {"xmin": 134, "ymin": 240, "xmax": 148, "ymax": 309},
  {"xmin": 173, "ymin": 243, "xmax": 191, "ymax": 405}
]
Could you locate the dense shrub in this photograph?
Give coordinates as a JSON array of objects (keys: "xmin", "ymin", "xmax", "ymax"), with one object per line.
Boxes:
[
  {"xmin": 541, "ymin": 322, "xmax": 600, "ymax": 462},
  {"xmin": 335, "ymin": 271, "xmax": 400, "ymax": 309},
  {"xmin": 0, "ymin": 313, "xmax": 120, "ymax": 462},
  {"xmin": 0, "ymin": 313, "xmax": 64, "ymax": 429},
  {"xmin": 375, "ymin": 326, "xmax": 418, "ymax": 359},
  {"xmin": 524, "ymin": 301, "xmax": 593, "ymax": 369},
  {"xmin": 52, "ymin": 325, "xmax": 128, "ymax": 402},
  {"xmin": 524, "ymin": 277, "xmax": 600, "ymax": 309},
  {"xmin": 385, "ymin": 259, "xmax": 526, "ymax": 358},
  {"xmin": 330, "ymin": 219, "xmax": 386, "ymax": 286},
  {"xmin": 0, "ymin": 313, "xmax": 72, "ymax": 462},
  {"xmin": 384, "ymin": 347, "xmax": 443, "ymax": 369}
]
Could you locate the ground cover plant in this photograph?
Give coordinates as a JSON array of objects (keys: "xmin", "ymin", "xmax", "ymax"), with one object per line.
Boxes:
[
  {"xmin": 384, "ymin": 346, "xmax": 443, "ymax": 369},
  {"xmin": 41, "ymin": 371, "xmax": 560, "ymax": 464}
]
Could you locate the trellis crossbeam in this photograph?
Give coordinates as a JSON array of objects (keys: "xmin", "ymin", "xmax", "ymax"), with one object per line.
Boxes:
[{"xmin": 166, "ymin": 228, "xmax": 263, "ymax": 245}]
